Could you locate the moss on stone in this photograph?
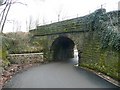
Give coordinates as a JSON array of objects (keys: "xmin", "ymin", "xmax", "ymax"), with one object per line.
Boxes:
[{"xmin": 81, "ymin": 32, "xmax": 120, "ymax": 80}]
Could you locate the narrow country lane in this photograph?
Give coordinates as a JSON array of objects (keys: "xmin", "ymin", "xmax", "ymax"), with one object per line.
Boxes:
[{"xmin": 3, "ymin": 59, "xmax": 118, "ymax": 88}]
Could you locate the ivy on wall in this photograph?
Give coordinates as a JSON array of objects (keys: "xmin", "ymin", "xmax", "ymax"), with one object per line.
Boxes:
[
  {"xmin": 93, "ymin": 10, "xmax": 120, "ymax": 52},
  {"xmin": 81, "ymin": 10, "xmax": 120, "ymax": 80}
]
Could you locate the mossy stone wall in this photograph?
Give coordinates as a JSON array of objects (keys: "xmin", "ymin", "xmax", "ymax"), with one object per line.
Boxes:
[
  {"xmin": 81, "ymin": 31, "xmax": 120, "ymax": 80},
  {"xmin": 30, "ymin": 9, "xmax": 119, "ymax": 80}
]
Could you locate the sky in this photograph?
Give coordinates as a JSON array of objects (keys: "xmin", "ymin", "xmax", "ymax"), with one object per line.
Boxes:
[{"xmin": 0, "ymin": 0, "xmax": 119, "ymax": 33}]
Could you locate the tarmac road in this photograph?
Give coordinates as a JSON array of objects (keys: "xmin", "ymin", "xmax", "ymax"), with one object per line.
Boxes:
[{"xmin": 3, "ymin": 60, "xmax": 118, "ymax": 88}]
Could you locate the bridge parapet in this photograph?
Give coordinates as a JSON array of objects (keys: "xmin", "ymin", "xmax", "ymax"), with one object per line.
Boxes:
[{"xmin": 30, "ymin": 9, "xmax": 106, "ymax": 36}]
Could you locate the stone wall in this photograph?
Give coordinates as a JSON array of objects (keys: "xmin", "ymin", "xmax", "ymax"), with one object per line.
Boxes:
[
  {"xmin": 8, "ymin": 53, "xmax": 44, "ymax": 64},
  {"xmin": 80, "ymin": 10, "xmax": 120, "ymax": 81},
  {"xmin": 80, "ymin": 31, "xmax": 120, "ymax": 81},
  {"xmin": 29, "ymin": 9, "xmax": 119, "ymax": 81},
  {"xmin": 30, "ymin": 9, "xmax": 106, "ymax": 36}
]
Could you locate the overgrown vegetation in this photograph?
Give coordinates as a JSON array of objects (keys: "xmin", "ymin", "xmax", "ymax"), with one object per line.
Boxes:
[
  {"xmin": 81, "ymin": 10, "xmax": 120, "ymax": 80},
  {"xmin": 0, "ymin": 34, "xmax": 13, "ymax": 68},
  {"xmin": 81, "ymin": 34, "xmax": 120, "ymax": 80},
  {"xmin": 0, "ymin": 32, "xmax": 43, "ymax": 68},
  {"xmin": 94, "ymin": 10, "xmax": 120, "ymax": 52},
  {"xmin": 5, "ymin": 32, "xmax": 43, "ymax": 54}
]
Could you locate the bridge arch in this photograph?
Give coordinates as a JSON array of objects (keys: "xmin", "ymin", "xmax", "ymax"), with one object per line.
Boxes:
[{"xmin": 50, "ymin": 36, "xmax": 75, "ymax": 61}]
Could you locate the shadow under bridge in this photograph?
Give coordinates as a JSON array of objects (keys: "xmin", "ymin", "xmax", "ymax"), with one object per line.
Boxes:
[{"xmin": 50, "ymin": 36, "xmax": 75, "ymax": 61}]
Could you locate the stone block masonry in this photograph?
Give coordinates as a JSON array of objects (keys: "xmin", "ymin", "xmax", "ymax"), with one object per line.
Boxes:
[
  {"xmin": 29, "ymin": 8, "xmax": 120, "ymax": 81},
  {"xmin": 8, "ymin": 53, "xmax": 44, "ymax": 64}
]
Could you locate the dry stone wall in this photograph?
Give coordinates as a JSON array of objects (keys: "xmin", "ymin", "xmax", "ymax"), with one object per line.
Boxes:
[{"xmin": 8, "ymin": 53, "xmax": 44, "ymax": 64}]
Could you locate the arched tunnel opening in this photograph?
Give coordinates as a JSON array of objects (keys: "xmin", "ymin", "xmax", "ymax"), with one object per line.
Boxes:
[{"xmin": 51, "ymin": 36, "xmax": 76, "ymax": 61}]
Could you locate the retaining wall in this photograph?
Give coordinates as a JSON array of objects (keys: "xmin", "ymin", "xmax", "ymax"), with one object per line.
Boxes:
[{"xmin": 8, "ymin": 53, "xmax": 44, "ymax": 64}]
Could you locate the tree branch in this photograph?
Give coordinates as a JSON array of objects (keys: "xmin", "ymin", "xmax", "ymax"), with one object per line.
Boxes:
[
  {"xmin": 11, "ymin": 1, "xmax": 27, "ymax": 6},
  {"xmin": 0, "ymin": 0, "xmax": 12, "ymax": 33},
  {"xmin": 0, "ymin": 2, "xmax": 9, "ymax": 26},
  {"xmin": 0, "ymin": 0, "xmax": 27, "ymax": 33}
]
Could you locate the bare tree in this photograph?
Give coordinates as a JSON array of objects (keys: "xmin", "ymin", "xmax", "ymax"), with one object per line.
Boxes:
[
  {"xmin": 0, "ymin": 0, "xmax": 27, "ymax": 33},
  {"xmin": 0, "ymin": 0, "xmax": 12, "ymax": 33},
  {"xmin": 26, "ymin": 20, "xmax": 29, "ymax": 32},
  {"xmin": 28, "ymin": 16, "xmax": 33, "ymax": 30},
  {"xmin": 35, "ymin": 16, "xmax": 39, "ymax": 30},
  {"xmin": 55, "ymin": 5, "xmax": 67, "ymax": 22},
  {"xmin": 16, "ymin": 21, "xmax": 21, "ymax": 32},
  {"xmin": 26, "ymin": 15, "xmax": 36, "ymax": 32},
  {"xmin": 118, "ymin": 1, "xmax": 120, "ymax": 10},
  {"xmin": 7, "ymin": 19, "xmax": 15, "ymax": 32},
  {"xmin": 42, "ymin": 17, "xmax": 46, "ymax": 25},
  {"xmin": 57, "ymin": 7, "xmax": 62, "ymax": 22},
  {"xmin": 55, "ymin": 4, "xmax": 63, "ymax": 22}
]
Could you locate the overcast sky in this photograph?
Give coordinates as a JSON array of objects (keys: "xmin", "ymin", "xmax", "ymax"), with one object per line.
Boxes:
[{"xmin": 0, "ymin": 0, "xmax": 119, "ymax": 33}]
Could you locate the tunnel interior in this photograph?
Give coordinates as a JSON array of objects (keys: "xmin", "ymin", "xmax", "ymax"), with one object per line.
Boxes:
[{"xmin": 51, "ymin": 36, "xmax": 75, "ymax": 61}]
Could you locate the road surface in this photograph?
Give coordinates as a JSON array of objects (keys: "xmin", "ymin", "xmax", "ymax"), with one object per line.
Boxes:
[
  {"xmin": 3, "ymin": 50, "xmax": 118, "ymax": 88},
  {"xmin": 3, "ymin": 61, "xmax": 118, "ymax": 88}
]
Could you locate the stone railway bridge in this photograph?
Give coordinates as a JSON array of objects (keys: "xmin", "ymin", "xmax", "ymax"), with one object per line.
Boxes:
[
  {"xmin": 7, "ymin": 8, "xmax": 119, "ymax": 82},
  {"xmin": 0, "ymin": 9, "xmax": 119, "ymax": 89},
  {"xmin": 29, "ymin": 8, "xmax": 119, "ymax": 66},
  {"xmin": 31, "ymin": 30, "xmax": 88, "ymax": 61}
]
